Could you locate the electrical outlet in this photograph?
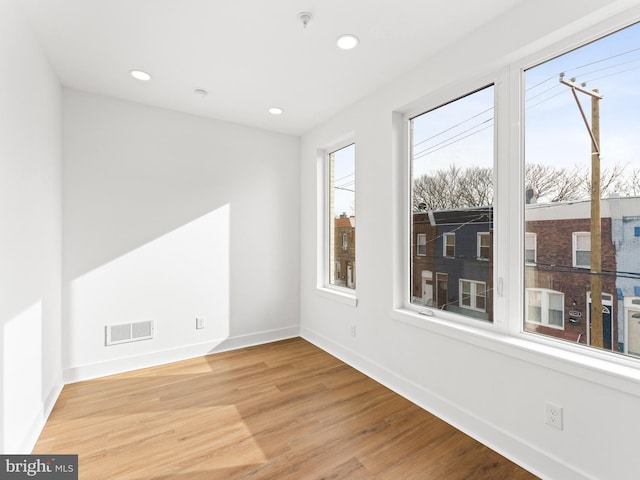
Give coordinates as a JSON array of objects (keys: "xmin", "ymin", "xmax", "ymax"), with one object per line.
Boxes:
[
  {"xmin": 545, "ymin": 401, "xmax": 563, "ymax": 430},
  {"xmin": 196, "ymin": 317, "xmax": 205, "ymax": 329}
]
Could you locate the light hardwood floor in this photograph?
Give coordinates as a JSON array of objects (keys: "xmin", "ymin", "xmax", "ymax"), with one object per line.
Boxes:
[{"xmin": 34, "ymin": 338, "xmax": 538, "ymax": 479}]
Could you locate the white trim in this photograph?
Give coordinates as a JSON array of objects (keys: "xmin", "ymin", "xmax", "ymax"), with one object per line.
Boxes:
[
  {"xmin": 524, "ymin": 232, "xmax": 537, "ymax": 264},
  {"xmin": 63, "ymin": 326, "xmax": 300, "ymax": 383},
  {"xmin": 12, "ymin": 380, "xmax": 63, "ymax": 454},
  {"xmin": 301, "ymin": 325, "xmax": 593, "ymax": 480},
  {"xmin": 316, "ymin": 285, "xmax": 358, "ymax": 306},
  {"xmin": 323, "ymin": 139, "xmax": 356, "ymax": 292},
  {"xmin": 572, "ymin": 231, "xmax": 591, "ymax": 269},
  {"xmin": 417, "ymin": 232, "xmax": 427, "ymax": 256},
  {"xmin": 476, "ymin": 231, "xmax": 490, "ymax": 260},
  {"xmin": 525, "ymin": 288, "xmax": 565, "ymax": 329},
  {"xmin": 459, "ymin": 278, "xmax": 487, "ymax": 313},
  {"xmin": 443, "ymin": 232, "xmax": 456, "ymax": 258},
  {"xmin": 390, "ymin": 307, "xmax": 640, "ymax": 397}
]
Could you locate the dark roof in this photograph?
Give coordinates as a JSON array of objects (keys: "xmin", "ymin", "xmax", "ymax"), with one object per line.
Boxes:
[{"xmin": 413, "ymin": 206, "xmax": 493, "ymax": 226}]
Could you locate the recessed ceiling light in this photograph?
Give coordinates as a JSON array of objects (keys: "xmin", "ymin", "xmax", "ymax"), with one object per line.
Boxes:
[
  {"xmin": 269, "ymin": 107, "xmax": 284, "ymax": 115},
  {"xmin": 129, "ymin": 69, "xmax": 151, "ymax": 81},
  {"xmin": 337, "ymin": 34, "xmax": 359, "ymax": 50}
]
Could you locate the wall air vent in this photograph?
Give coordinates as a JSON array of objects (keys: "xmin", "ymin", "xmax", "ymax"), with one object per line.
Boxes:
[{"xmin": 105, "ymin": 320, "xmax": 154, "ymax": 346}]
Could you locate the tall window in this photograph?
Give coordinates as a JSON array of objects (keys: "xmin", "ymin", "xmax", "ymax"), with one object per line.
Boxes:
[
  {"xmin": 417, "ymin": 233, "xmax": 427, "ymax": 256},
  {"xmin": 572, "ymin": 232, "xmax": 591, "ymax": 268},
  {"xmin": 329, "ymin": 143, "xmax": 356, "ymax": 290},
  {"xmin": 477, "ymin": 232, "xmax": 491, "ymax": 260},
  {"xmin": 409, "ymin": 85, "xmax": 494, "ymax": 322},
  {"xmin": 525, "ymin": 233, "xmax": 537, "ymax": 264},
  {"xmin": 524, "ymin": 22, "xmax": 640, "ymax": 356},
  {"xmin": 443, "ymin": 232, "xmax": 456, "ymax": 258}
]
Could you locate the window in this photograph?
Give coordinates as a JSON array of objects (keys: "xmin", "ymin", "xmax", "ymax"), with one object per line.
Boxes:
[
  {"xmin": 459, "ymin": 280, "xmax": 487, "ymax": 312},
  {"xmin": 409, "ymin": 85, "xmax": 494, "ymax": 323},
  {"xmin": 397, "ymin": 18, "xmax": 640, "ymax": 367},
  {"xmin": 328, "ymin": 143, "xmax": 356, "ymax": 290},
  {"xmin": 443, "ymin": 233, "xmax": 456, "ymax": 258},
  {"xmin": 572, "ymin": 232, "xmax": 590, "ymax": 269},
  {"xmin": 524, "ymin": 21, "xmax": 640, "ymax": 356},
  {"xmin": 417, "ymin": 233, "xmax": 427, "ymax": 256},
  {"xmin": 477, "ymin": 232, "xmax": 490, "ymax": 260},
  {"xmin": 525, "ymin": 289, "xmax": 564, "ymax": 329},
  {"xmin": 524, "ymin": 233, "xmax": 537, "ymax": 264}
]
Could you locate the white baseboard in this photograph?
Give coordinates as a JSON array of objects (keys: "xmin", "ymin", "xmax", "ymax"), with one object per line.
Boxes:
[
  {"xmin": 11, "ymin": 380, "xmax": 64, "ymax": 454},
  {"xmin": 63, "ymin": 325, "xmax": 299, "ymax": 383},
  {"xmin": 300, "ymin": 325, "xmax": 592, "ymax": 480}
]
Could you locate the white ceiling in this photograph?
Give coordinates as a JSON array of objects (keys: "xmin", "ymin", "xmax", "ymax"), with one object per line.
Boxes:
[{"xmin": 19, "ymin": 0, "xmax": 523, "ymax": 136}]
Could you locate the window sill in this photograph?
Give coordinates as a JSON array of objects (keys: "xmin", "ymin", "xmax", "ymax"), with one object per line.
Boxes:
[
  {"xmin": 391, "ymin": 307, "xmax": 640, "ymax": 398},
  {"xmin": 316, "ymin": 287, "xmax": 358, "ymax": 307}
]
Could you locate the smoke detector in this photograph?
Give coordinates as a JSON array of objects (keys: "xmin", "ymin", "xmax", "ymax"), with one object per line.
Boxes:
[{"xmin": 297, "ymin": 12, "xmax": 313, "ymax": 28}]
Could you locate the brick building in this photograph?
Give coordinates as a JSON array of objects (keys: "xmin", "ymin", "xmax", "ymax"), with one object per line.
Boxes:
[
  {"xmin": 334, "ymin": 213, "xmax": 356, "ymax": 288},
  {"xmin": 524, "ymin": 216, "xmax": 616, "ymax": 348},
  {"xmin": 412, "ymin": 207, "xmax": 493, "ymax": 322},
  {"xmin": 524, "ymin": 196, "xmax": 640, "ymax": 353}
]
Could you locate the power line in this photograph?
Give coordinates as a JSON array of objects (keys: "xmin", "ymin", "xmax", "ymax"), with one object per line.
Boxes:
[
  {"xmin": 564, "ymin": 45, "xmax": 640, "ymax": 76},
  {"xmin": 413, "ymin": 118, "xmax": 492, "ymax": 158},
  {"xmin": 412, "ymin": 107, "xmax": 493, "ymax": 148},
  {"xmin": 333, "ymin": 172, "xmax": 354, "ymax": 183},
  {"xmin": 413, "ymin": 123, "xmax": 493, "ymax": 160}
]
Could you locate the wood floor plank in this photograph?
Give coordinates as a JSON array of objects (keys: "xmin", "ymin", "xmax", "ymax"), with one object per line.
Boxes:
[{"xmin": 33, "ymin": 338, "xmax": 538, "ymax": 479}]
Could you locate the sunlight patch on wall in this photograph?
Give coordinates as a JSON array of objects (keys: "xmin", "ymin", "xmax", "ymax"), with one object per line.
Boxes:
[{"xmin": 66, "ymin": 205, "xmax": 231, "ymax": 368}]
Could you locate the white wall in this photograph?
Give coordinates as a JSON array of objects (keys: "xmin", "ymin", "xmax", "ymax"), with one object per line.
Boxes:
[
  {"xmin": 62, "ymin": 90, "xmax": 300, "ymax": 380},
  {"xmin": 300, "ymin": 1, "xmax": 640, "ymax": 479},
  {"xmin": 0, "ymin": 0, "xmax": 63, "ymax": 453}
]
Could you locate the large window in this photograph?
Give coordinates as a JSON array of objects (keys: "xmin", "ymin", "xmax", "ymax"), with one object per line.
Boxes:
[
  {"xmin": 409, "ymin": 86, "xmax": 494, "ymax": 323},
  {"xmin": 525, "ymin": 289, "xmax": 564, "ymax": 329},
  {"xmin": 460, "ymin": 279, "xmax": 487, "ymax": 312},
  {"xmin": 524, "ymin": 21, "xmax": 640, "ymax": 356},
  {"xmin": 328, "ymin": 143, "xmax": 356, "ymax": 290}
]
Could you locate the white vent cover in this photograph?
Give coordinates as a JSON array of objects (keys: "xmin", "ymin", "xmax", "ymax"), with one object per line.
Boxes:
[{"xmin": 106, "ymin": 320, "xmax": 154, "ymax": 346}]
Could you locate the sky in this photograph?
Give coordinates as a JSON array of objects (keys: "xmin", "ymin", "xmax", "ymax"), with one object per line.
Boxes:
[
  {"xmin": 525, "ymin": 21, "xmax": 640, "ymax": 177},
  {"xmin": 331, "ymin": 143, "xmax": 355, "ymax": 217},
  {"xmin": 410, "ymin": 20, "xmax": 640, "ymax": 194}
]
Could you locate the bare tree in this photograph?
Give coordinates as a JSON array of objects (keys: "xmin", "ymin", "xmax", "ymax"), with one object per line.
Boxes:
[
  {"xmin": 575, "ymin": 163, "xmax": 628, "ymax": 199},
  {"xmin": 413, "ymin": 164, "xmax": 493, "ymax": 210},
  {"xmin": 414, "ymin": 161, "xmax": 634, "ymax": 211}
]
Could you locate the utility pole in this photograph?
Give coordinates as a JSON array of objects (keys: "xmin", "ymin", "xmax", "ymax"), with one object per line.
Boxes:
[{"xmin": 559, "ymin": 75, "xmax": 604, "ymax": 348}]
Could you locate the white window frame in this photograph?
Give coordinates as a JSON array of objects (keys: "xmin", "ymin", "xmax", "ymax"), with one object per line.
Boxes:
[
  {"xmin": 443, "ymin": 232, "xmax": 456, "ymax": 258},
  {"xmin": 397, "ymin": 79, "xmax": 499, "ymax": 329},
  {"xmin": 525, "ymin": 288, "xmax": 565, "ymax": 330},
  {"xmin": 525, "ymin": 232, "xmax": 537, "ymax": 265},
  {"xmin": 342, "ymin": 232, "xmax": 348, "ymax": 250},
  {"xmin": 459, "ymin": 279, "xmax": 487, "ymax": 313},
  {"xmin": 316, "ymin": 138, "xmax": 357, "ymax": 306},
  {"xmin": 477, "ymin": 232, "xmax": 490, "ymax": 260},
  {"xmin": 417, "ymin": 233, "xmax": 427, "ymax": 256},
  {"xmin": 391, "ymin": 8, "xmax": 640, "ymax": 386},
  {"xmin": 573, "ymin": 231, "xmax": 591, "ymax": 269}
]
